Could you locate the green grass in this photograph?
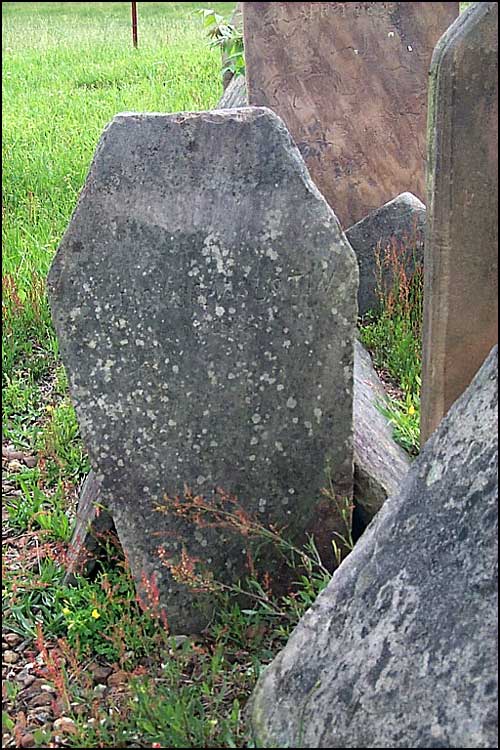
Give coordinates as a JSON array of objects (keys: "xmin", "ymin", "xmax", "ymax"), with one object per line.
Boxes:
[
  {"xmin": 359, "ymin": 238, "xmax": 423, "ymax": 456},
  {"xmin": 2, "ymin": 1, "xmax": 234, "ymax": 383}
]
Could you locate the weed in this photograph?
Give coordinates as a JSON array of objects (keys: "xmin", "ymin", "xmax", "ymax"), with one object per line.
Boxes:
[
  {"xmin": 155, "ymin": 482, "xmax": 353, "ymax": 643},
  {"xmin": 198, "ymin": 7, "xmax": 245, "ymax": 81},
  {"xmin": 359, "ymin": 227, "xmax": 424, "ymax": 455}
]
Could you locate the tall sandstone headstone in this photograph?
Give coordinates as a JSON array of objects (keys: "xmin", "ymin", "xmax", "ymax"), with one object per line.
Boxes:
[
  {"xmin": 243, "ymin": 1, "xmax": 459, "ymax": 228},
  {"xmin": 421, "ymin": 1, "xmax": 498, "ymax": 445},
  {"xmin": 47, "ymin": 108, "xmax": 358, "ymax": 634}
]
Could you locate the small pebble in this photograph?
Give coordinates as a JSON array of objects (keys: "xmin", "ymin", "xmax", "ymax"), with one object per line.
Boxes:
[
  {"xmin": 19, "ymin": 734, "xmax": 35, "ymax": 749},
  {"xmin": 4, "ymin": 633, "xmax": 22, "ymax": 647},
  {"xmin": 53, "ymin": 716, "xmax": 77, "ymax": 735},
  {"xmin": 28, "ymin": 693, "xmax": 52, "ymax": 708},
  {"xmin": 3, "ymin": 650, "xmax": 19, "ymax": 664}
]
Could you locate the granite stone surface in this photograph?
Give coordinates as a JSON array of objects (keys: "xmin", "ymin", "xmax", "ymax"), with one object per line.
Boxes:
[
  {"xmin": 250, "ymin": 345, "xmax": 498, "ymax": 748},
  {"xmin": 47, "ymin": 107, "xmax": 358, "ymax": 632}
]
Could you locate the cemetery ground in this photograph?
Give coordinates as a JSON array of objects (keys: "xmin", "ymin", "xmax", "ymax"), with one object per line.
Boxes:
[{"xmin": 4, "ymin": 2, "xmax": 423, "ymax": 747}]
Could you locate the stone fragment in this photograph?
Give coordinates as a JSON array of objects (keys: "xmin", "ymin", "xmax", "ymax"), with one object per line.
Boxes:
[
  {"xmin": 3, "ymin": 650, "xmax": 19, "ymax": 664},
  {"xmin": 107, "ymin": 670, "xmax": 128, "ymax": 688},
  {"xmin": 63, "ymin": 470, "xmax": 114, "ymax": 584},
  {"xmin": 28, "ymin": 693, "xmax": 52, "ymax": 709},
  {"xmin": 353, "ymin": 339, "xmax": 411, "ymax": 526},
  {"xmin": 3, "ymin": 633, "xmax": 22, "ymax": 647},
  {"xmin": 243, "ymin": 1, "xmax": 458, "ymax": 227},
  {"xmin": 47, "ymin": 107, "xmax": 358, "ymax": 633},
  {"xmin": 217, "ymin": 74, "xmax": 247, "ymax": 108},
  {"xmin": 53, "ymin": 717, "xmax": 77, "ymax": 735},
  {"xmin": 90, "ymin": 664, "xmax": 113, "ymax": 685},
  {"xmin": 250, "ymin": 344, "xmax": 498, "ymax": 749},
  {"xmin": 346, "ymin": 193, "xmax": 425, "ymax": 317},
  {"xmin": 18, "ymin": 734, "xmax": 35, "ymax": 749},
  {"xmin": 421, "ymin": 2, "xmax": 498, "ymax": 444}
]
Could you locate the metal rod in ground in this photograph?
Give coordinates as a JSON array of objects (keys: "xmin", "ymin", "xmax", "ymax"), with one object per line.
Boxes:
[{"xmin": 131, "ymin": 2, "xmax": 138, "ymax": 48}]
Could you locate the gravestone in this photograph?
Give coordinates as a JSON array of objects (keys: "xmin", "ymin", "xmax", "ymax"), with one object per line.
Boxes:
[
  {"xmin": 251, "ymin": 344, "xmax": 499, "ymax": 749},
  {"xmin": 421, "ymin": 2, "xmax": 498, "ymax": 444},
  {"xmin": 243, "ymin": 1, "xmax": 459, "ymax": 227},
  {"xmin": 47, "ymin": 107, "xmax": 358, "ymax": 634},
  {"xmin": 346, "ymin": 193, "xmax": 425, "ymax": 317}
]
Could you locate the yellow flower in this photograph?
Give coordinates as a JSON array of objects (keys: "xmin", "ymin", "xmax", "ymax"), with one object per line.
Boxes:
[
  {"xmin": 62, "ymin": 607, "xmax": 71, "ymax": 616},
  {"xmin": 408, "ymin": 405, "xmax": 416, "ymax": 415},
  {"xmin": 46, "ymin": 404, "xmax": 54, "ymax": 413},
  {"xmin": 91, "ymin": 609, "xmax": 101, "ymax": 619}
]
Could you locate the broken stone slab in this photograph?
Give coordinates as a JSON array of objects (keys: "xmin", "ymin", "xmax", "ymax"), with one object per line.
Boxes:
[
  {"xmin": 346, "ymin": 193, "xmax": 425, "ymax": 318},
  {"xmin": 63, "ymin": 470, "xmax": 114, "ymax": 584},
  {"xmin": 353, "ymin": 339, "xmax": 411, "ymax": 527},
  {"xmin": 47, "ymin": 107, "xmax": 358, "ymax": 634},
  {"xmin": 421, "ymin": 1, "xmax": 498, "ymax": 445},
  {"xmin": 217, "ymin": 75, "xmax": 247, "ymax": 108},
  {"xmin": 250, "ymin": 344, "xmax": 498, "ymax": 749}
]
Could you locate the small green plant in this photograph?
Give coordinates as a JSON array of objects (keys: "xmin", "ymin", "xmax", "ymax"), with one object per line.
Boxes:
[
  {"xmin": 6, "ymin": 479, "xmax": 72, "ymax": 541},
  {"xmin": 37, "ymin": 397, "xmax": 90, "ymax": 485},
  {"xmin": 376, "ymin": 385, "xmax": 420, "ymax": 456},
  {"xmin": 198, "ymin": 8, "xmax": 245, "ymax": 80}
]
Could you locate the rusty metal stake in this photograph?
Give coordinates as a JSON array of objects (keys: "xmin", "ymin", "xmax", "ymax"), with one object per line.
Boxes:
[{"xmin": 131, "ymin": 2, "xmax": 138, "ymax": 48}]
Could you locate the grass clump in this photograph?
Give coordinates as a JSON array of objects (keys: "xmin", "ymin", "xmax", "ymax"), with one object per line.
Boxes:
[
  {"xmin": 3, "ymin": 479, "xmax": 350, "ymax": 747},
  {"xmin": 359, "ymin": 232, "xmax": 423, "ymax": 455}
]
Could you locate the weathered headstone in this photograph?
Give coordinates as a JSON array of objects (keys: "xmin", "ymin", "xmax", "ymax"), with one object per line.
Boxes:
[
  {"xmin": 47, "ymin": 107, "xmax": 358, "ymax": 634},
  {"xmin": 243, "ymin": 1, "xmax": 459, "ymax": 227},
  {"xmin": 346, "ymin": 192, "xmax": 425, "ymax": 317},
  {"xmin": 251, "ymin": 344, "xmax": 499, "ymax": 749},
  {"xmin": 421, "ymin": 1, "xmax": 498, "ymax": 445},
  {"xmin": 64, "ymin": 79, "xmax": 249, "ymax": 583}
]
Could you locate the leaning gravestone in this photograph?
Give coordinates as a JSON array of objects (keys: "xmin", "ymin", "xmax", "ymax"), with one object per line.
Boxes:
[
  {"xmin": 421, "ymin": 1, "xmax": 498, "ymax": 445},
  {"xmin": 353, "ymin": 339, "xmax": 411, "ymax": 527},
  {"xmin": 250, "ymin": 344, "xmax": 499, "ymax": 749},
  {"xmin": 243, "ymin": 1, "xmax": 459, "ymax": 227},
  {"xmin": 47, "ymin": 108, "xmax": 358, "ymax": 634},
  {"xmin": 345, "ymin": 192, "xmax": 425, "ymax": 317}
]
